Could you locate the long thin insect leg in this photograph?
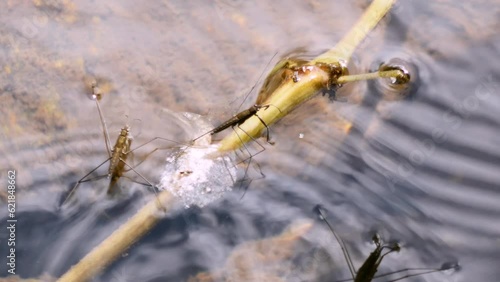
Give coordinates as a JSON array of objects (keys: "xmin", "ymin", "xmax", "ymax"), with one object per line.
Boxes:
[
  {"xmin": 248, "ymin": 158, "xmax": 265, "ymax": 180},
  {"xmin": 372, "ymin": 262, "xmax": 458, "ymax": 282},
  {"xmin": 121, "ymin": 160, "xmax": 166, "ymax": 211},
  {"xmin": 233, "ymin": 150, "xmax": 250, "ymax": 182},
  {"xmin": 121, "ymin": 160, "xmax": 156, "ymax": 192},
  {"xmin": 254, "ymin": 113, "xmax": 273, "ymax": 143},
  {"xmin": 238, "ymin": 157, "xmax": 266, "ymax": 200},
  {"xmin": 123, "ymin": 150, "xmax": 137, "ymax": 172},
  {"xmin": 370, "ymin": 267, "xmax": 437, "ymax": 281},
  {"xmin": 315, "ymin": 206, "xmax": 357, "ymax": 280},
  {"xmin": 221, "ymin": 154, "xmax": 236, "ymax": 185},
  {"xmin": 231, "ymin": 126, "xmax": 267, "ymax": 199},
  {"xmin": 387, "ymin": 269, "xmax": 441, "ymax": 282},
  {"xmin": 233, "ymin": 124, "xmax": 266, "ymax": 166},
  {"xmin": 231, "ymin": 126, "xmax": 261, "ymax": 198},
  {"xmin": 124, "ymin": 137, "xmax": 184, "ymax": 155},
  {"xmin": 232, "ymin": 126, "xmax": 255, "ymax": 187},
  {"xmin": 79, "ymin": 174, "xmax": 109, "ymax": 183},
  {"xmin": 125, "ymin": 151, "xmax": 157, "ymax": 173},
  {"xmin": 121, "ymin": 175, "xmax": 154, "ymax": 189},
  {"xmin": 63, "ymin": 175, "xmax": 109, "ymax": 206},
  {"xmin": 380, "ymin": 245, "xmax": 399, "ymax": 259},
  {"xmin": 62, "ymin": 157, "xmax": 111, "ymax": 205},
  {"xmin": 93, "ymin": 96, "xmax": 113, "ymax": 158},
  {"xmin": 233, "ymin": 143, "xmax": 265, "ymax": 197},
  {"xmin": 123, "ymin": 137, "xmax": 189, "ymax": 172},
  {"xmin": 237, "ymin": 156, "xmax": 253, "ymax": 199},
  {"xmin": 192, "ymin": 130, "xmax": 213, "ymax": 143},
  {"xmin": 120, "ymin": 175, "xmax": 166, "ymax": 211},
  {"xmin": 234, "ymin": 146, "xmax": 265, "ymax": 183},
  {"xmin": 235, "ymin": 52, "xmax": 278, "ymax": 111},
  {"xmin": 253, "ymin": 103, "xmax": 282, "ymax": 144}
]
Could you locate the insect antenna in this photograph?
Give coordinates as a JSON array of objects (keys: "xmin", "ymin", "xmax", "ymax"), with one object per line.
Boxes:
[
  {"xmin": 314, "ymin": 205, "xmax": 357, "ymax": 280},
  {"xmin": 91, "ymin": 81, "xmax": 112, "ymax": 157},
  {"xmin": 235, "ymin": 51, "xmax": 278, "ymax": 111},
  {"xmin": 373, "ymin": 261, "xmax": 461, "ymax": 282},
  {"xmin": 192, "ymin": 52, "xmax": 278, "ymax": 143}
]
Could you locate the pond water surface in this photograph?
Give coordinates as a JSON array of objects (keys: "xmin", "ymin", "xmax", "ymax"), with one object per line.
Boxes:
[{"xmin": 0, "ymin": 1, "xmax": 499, "ymax": 281}]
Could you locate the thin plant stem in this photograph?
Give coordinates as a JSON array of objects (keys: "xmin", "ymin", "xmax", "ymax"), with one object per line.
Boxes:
[
  {"xmin": 57, "ymin": 190, "xmax": 176, "ymax": 282},
  {"xmin": 336, "ymin": 69, "xmax": 405, "ymax": 84},
  {"xmin": 219, "ymin": 0, "xmax": 397, "ymax": 152}
]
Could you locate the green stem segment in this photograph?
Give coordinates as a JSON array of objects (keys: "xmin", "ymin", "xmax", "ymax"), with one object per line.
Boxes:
[
  {"xmin": 57, "ymin": 191, "xmax": 176, "ymax": 282},
  {"xmin": 312, "ymin": 0, "xmax": 397, "ymax": 64},
  {"xmin": 336, "ymin": 69, "xmax": 405, "ymax": 84},
  {"xmin": 219, "ymin": 0, "xmax": 397, "ymax": 152}
]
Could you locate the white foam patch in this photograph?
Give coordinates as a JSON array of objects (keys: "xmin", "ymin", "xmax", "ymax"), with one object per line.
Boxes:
[{"xmin": 159, "ymin": 112, "xmax": 237, "ymax": 208}]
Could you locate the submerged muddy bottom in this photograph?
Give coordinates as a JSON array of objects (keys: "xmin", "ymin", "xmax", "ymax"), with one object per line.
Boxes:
[{"xmin": 1, "ymin": 0, "xmax": 499, "ymax": 281}]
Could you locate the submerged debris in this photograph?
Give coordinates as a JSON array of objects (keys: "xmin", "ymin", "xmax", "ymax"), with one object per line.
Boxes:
[{"xmin": 188, "ymin": 220, "xmax": 314, "ymax": 282}]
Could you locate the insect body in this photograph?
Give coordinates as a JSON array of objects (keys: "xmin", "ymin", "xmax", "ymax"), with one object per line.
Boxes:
[
  {"xmin": 210, "ymin": 105, "xmax": 263, "ymax": 135},
  {"xmin": 107, "ymin": 125, "xmax": 132, "ymax": 194},
  {"xmin": 352, "ymin": 234, "xmax": 400, "ymax": 282},
  {"xmin": 196, "ymin": 104, "xmax": 275, "ymax": 144},
  {"xmin": 314, "ymin": 205, "xmax": 460, "ymax": 282}
]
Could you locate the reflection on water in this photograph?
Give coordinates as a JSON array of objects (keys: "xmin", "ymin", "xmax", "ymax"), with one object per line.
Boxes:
[{"xmin": 0, "ymin": 0, "xmax": 499, "ymax": 281}]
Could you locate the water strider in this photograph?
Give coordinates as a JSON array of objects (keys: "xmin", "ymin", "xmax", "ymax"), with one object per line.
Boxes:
[
  {"xmin": 201, "ymin": 104, "xmax": 278, "ymax": 143},
  {"xmin": 189, "ymin": 54, "xmax": 285, "ymax": 192},
  {"xmin": 61, "ymin": 81, "xmax": 183, "ymax": 207},
  {"xmin": 314, "ymin": 205, "xmax": 460, "ymax": 282}
]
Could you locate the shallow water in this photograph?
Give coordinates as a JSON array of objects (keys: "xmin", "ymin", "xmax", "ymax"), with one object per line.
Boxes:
[{"xmin": 0, "ymin": 0, "xmax": 499, "ymax": 281}]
